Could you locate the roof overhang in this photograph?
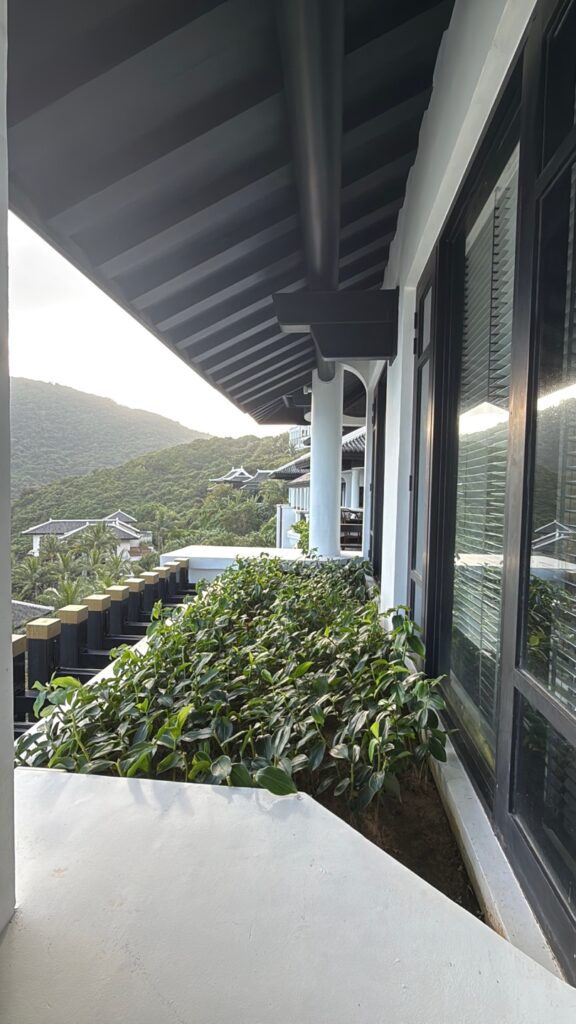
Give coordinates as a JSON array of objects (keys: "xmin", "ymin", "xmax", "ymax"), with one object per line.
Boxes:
[{"xmin": 7, "ymin": 1, "xmax": 454, "ymax": 423}]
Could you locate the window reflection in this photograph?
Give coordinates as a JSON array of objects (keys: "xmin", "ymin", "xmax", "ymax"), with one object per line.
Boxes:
[
  {"xmin": 524, "ymin": 164, "xmax": 576, "ymax": 712},
  {"xmin": 514, "ymin": 696, "xmax": 576, "ymax": 911},
  {"xmin": 450, "ymin": 148, "xmax": 519, "ymax": 763}
]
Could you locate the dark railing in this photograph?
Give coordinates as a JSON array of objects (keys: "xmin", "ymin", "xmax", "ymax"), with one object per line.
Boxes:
[
  {"xmin": 13, "ymin": 557, "xmax": 194, "ymax": 737},
  {"xmin": 340, "ymin": 508, "xmax": 363, "ymax": 551}
]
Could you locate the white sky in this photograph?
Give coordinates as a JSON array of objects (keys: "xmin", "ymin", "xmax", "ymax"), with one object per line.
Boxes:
[{"xmin": 7, "ymin": 214, "xmax": 285, "ymax": 438}]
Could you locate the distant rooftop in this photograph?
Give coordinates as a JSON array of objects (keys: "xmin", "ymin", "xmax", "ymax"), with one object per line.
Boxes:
[
  {"xmin": 271, "ymin": 427, "xmax": 366, "ymax": 480},
  {"xmin": 12, "ymin": 600, "xmax": 54, "ymax": 630},
  {"xmin": 22, "ymin": 513, "xmax": 139, "ymax": 537},
  {"xmin": 209, "ymin": 466, "xmax": 253, "ymax": 484}
]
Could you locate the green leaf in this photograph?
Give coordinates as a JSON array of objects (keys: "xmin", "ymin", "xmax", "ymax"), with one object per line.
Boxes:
[
  {"xmin": 368, "ymin": 771, "xmax": 386, "ymax": 795},
  {"xmin": 157, "ymin": 751, "xmax": 185, "ymax": 774},
  {"xmin": 428, "ymin": 736, "xmax": 447, "ymax": 762},
  {"xmin": 307, "ymin": 739, "xmax": 326, "ymax": 769},
  {"xmin": 290, "ymin": 753, "xmax": 309, "ymax": 773},
  {"xmin": 210, "ymin": 755, "xmax": 232, "ymax": 780},
  {"xmin": 255, "ymin": 766, "xmax": 297, "ymax": 796},
  {"xmin": 407, "ymin": 634, "xmax": 426, "ymax": 657},
  {"xmin": 330, "ymin": 743, "xmax": 349, "ymax": 761},
  {"xmin": 230, "ymin": 763, "xmax": 253, "ymax": 787},
  {"xmin": 292, "ymin": 661, "xmax": 313, "ymax": 678},
  {"xmin": 334, "ymin": 777, "xmax": 351, "ymax": 796},
  {"xmin": 272, "ymin": 723, "xmax": 291, "ymax": 757}
]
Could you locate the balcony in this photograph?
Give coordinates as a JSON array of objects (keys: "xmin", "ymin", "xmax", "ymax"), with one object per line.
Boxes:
[
  {"xmin": 2, "ymin": 0, "xmax": 576, "ymax": 1012},
  {"xmin": 3, "ymin": 550, "xmax": 574, "ymax": 1021},
  {"xmin": 2, "ymin": 765, "xmax": 574, "ymax": 1023}
]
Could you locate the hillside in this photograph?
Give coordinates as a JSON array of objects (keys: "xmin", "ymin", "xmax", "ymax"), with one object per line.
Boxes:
[
  {"xmin": 10, "ymin": 378, "xmax": 209, "ymax": 495},
  {"xmin": 12, "ymin": 432, "xmax": 293, "ymax": 552}
]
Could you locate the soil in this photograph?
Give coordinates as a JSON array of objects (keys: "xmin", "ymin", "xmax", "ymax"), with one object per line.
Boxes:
[{"xmin": 318, "ymin": 769, "xmax": 482, "ymax": 919}]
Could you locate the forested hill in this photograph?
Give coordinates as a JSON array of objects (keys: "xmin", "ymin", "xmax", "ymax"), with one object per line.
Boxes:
[
  {"xmin": 10, "ymin": 378, "xmax": 209, "ymax": 496},
  {"xmin": 12, "ymin": 432, "xmax": 292, "ymax": 550}
]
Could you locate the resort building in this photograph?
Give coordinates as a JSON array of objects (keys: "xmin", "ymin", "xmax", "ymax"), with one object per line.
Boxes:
[
  {"xmin": 1, "ymin": 0, "xmax": 576, "ymax": 1018},
  {"xmin": 22, "ymin": 511, "xmax": 145, "ymax": 559}
]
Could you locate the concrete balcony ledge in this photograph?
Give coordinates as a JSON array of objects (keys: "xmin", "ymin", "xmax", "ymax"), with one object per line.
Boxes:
[
  {"xmin": 161, "ymin": 544, "xmax": 360, "ymax": 583},
  {"xmin": 1, "ymin": 769, "xmax": 575, "ymax": 1023}
]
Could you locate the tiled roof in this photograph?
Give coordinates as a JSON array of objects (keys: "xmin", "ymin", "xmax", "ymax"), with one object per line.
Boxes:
[
  {"xmin": 271, "ymin": 427, "xmax": 366, "ymax": 479},
  {"xmin": 23, "ymin": 514, "xmax": 141, "ymax": 537},
  {"xmin": 12, "ymin": 600, "xmax": 54, "ymax": 630},
  {"xmin": 21, "ymin": 519, "xmax": 95, "ymax": 536},
  {"xmin": 61, "ymin": 521, "xmax": 141, "ymax": 542},
  {"xmin": 242, "ymin": 469, "xmax": 273, "ymax": 489},
  {"xmin": 210, "ymin": 466, "xmax": 254, "ymax": 483},
  {"xmin": 104, "ymin": 510, "xmax": 137, "ymax": 523}
]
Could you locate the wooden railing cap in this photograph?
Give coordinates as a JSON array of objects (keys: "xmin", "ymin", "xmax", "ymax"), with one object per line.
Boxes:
[
  {"xmin": 152, "ymin": 565, "xmax": 170, "ymax": 578},
  {"xmin": 106, "ymin": 585, "xmax": 130, "ymax": 601},
  {"xmin": 85, "ymin": 594, "xmax": 111, "ymax": 612},
  {"xmin": 12, "ymin": 633, "xmax": 27, "ymax": 657},
  {"xmin": 141, "ymin": 572, "xmax": 159, "ymax": 583},
  {"xmin": 58, "ymin": 604, "xmax": 89, "ymax": 624},
  {"xmin": 26, "ymin": 617, "xmax": 61, "ymax": 640},
  {"xmin": 124, "ymin": 576, "xmax": 145, "ymax": 591}
]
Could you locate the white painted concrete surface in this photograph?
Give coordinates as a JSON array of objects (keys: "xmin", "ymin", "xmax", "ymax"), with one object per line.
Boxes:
[
  {"xmin": 161, "ymin": 544, "xmax": 305, "ymax": 583},
  {"xmin": 1, "ymin": 769, "xmax": 575, "ymax": 1023},
  {"xmin": 0, "ymin": 0, "xmax": 14, "ymax": 935},
  {"xmin": 309, "ymin": 367, "xmax": 343, "ymax": 556}
]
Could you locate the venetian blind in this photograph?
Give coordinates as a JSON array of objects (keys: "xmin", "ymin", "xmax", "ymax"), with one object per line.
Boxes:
[{"xmin": 450, "ymin": 148, "xmax": 519, "ymax": 746}]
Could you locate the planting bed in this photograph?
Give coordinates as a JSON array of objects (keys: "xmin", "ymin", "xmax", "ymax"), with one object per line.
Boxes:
[
  {"xmin": 322, "ymin": 771, "xmax": 481, "ymax": 915},
  {"xmin": 16, "ymin": 556, "xmax": 478, "ymax": 912}
]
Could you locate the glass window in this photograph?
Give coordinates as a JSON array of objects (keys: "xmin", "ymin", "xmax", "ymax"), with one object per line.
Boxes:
[
  {"xmin": 523, "ymin": 162, "xmax": 576, "ymax": 713},
  {"xmin": 543, "ymin": 0, "xmax": 576, "ymax": 165},
  {"xmin": 449, "ymin": 148, "xmax": 519, "ymax": 766},
  {"xmin": 513, "ymin": 696, "xmax": 576, "ymax": 910}
]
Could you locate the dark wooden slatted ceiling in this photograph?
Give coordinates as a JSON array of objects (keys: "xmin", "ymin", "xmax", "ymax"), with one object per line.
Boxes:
[{"xmin": 7, "ymin": 0, "xmax": 454, "ymax": 424}]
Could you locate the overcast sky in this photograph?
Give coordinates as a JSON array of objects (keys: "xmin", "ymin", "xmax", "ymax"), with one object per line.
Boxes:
[{"xmin": 8, "ymin": 214, "xmax": 284, "ymax": 438}]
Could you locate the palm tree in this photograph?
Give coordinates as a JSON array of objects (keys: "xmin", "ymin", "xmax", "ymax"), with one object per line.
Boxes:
[
  {"xmin": 134, "ymin": 551, "xmax": 157, "ymax": 572},
  {"xmin": 54, "ymin": 549, "xmax": 81, "ymax": 576},
  {"xmin": 41, "ymin": 576, "xmax": 90, "ymax": 610},
  {"xmin": 80, "ymin": 546, "xmax": 107, "ymax": 579},
  {"xmin": 40, "ymin": 535, "xmax": 61, "ymax": 561},
  {"xmin": 103, "ymin": 553, "xmax": 131, "ymax": 581},
  {"xmin": 76, "ymin": 523, "xmax": 117, "ymax": 559},
  {"xmin": 12, "ymin": 556, "xmax": 49, "ymax": 600}
]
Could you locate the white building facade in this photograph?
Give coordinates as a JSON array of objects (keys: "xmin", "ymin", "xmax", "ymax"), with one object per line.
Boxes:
[{"xmin": 2, "ymin": 0, "xmax": 576, "ymax": 1008}]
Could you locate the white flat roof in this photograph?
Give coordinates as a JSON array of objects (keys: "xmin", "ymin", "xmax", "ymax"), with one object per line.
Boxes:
[{"xmin": 1, "ymin": 769, "xmax": 574, "ymax": 1023}]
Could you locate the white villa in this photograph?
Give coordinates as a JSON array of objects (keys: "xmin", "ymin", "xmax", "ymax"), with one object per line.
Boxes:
[{"xmin": 22, "ymin": 510, "xmax": 146, "ymax": 559}]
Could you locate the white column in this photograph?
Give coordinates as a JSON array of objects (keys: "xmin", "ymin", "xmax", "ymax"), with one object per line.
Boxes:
[
  {"xmin": 349, "ymin": 467, "xmax": 361, "ymax": 509},
  {"xmin": 0, "ymin": 0, "xmax": 14, "ymax": 934},
  {"xmin": 380, "ymin": 289, "xmax": 416, "ymax": 609},
  {"xmin": 362, "ymin": 384, "xmax": 374, "ymax": 559},
  {"xmin": 309, "ymin": 366, "xmax": 343, "ymax": 556}
]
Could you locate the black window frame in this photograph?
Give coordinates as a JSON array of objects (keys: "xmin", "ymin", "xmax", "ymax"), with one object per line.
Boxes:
[
  {"xmin": 408, "ymin": 254, "xmax": 437, "ymax": 631},
  {"xmin": 416, "ymin": 0, "xmax": 576, "ymax": 977}
]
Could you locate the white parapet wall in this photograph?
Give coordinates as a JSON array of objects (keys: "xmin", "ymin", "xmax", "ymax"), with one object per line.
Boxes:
[
  {"xmin": 1, "ymin": 769, "xmax": 575, "ymax": 1023},
  {"xmin": 0, "ymin": 0, "xmax": 14, "ymax": 935},
  {"xmin": 161, "ymin": 544, "xmax": 305, "ymax": 583}
]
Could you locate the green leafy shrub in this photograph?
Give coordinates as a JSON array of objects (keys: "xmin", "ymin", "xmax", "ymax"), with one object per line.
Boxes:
[
  {"xmin": 15, "ymin": 557, "xmax": 446, "ymax": 809},
  {"xmin": 291, "ymin": 517, "xmax": 310, "ymax": 553}
]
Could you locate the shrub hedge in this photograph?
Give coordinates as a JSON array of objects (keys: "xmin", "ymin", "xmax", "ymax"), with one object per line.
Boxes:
[{"xmin": 15, "ymin": 557, "xmax": 447, "ymax": 809}]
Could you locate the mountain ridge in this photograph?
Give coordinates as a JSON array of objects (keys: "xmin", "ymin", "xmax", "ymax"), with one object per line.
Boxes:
[{"xmin": 10, "ymin": 377, "xmax": 209, "ymax": 495}]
